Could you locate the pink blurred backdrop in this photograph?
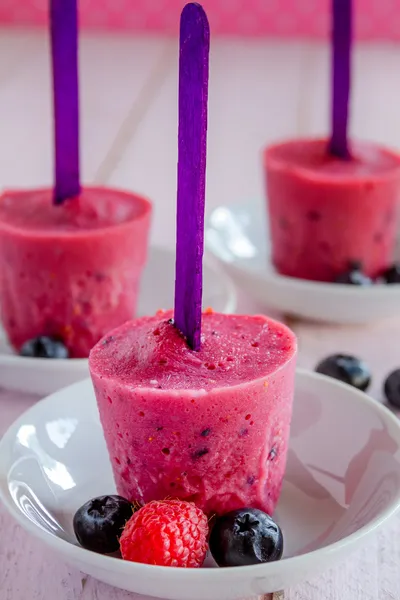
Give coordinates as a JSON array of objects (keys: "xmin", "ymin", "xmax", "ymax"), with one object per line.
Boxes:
[{"xmin": 0, "ymin": 0, "xmax": 399, "ymax": 40}]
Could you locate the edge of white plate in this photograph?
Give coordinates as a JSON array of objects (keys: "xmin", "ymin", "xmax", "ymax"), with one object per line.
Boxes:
[{"xmin": 0, "ymin": 370, "xmax": 400, "ymax": 586}]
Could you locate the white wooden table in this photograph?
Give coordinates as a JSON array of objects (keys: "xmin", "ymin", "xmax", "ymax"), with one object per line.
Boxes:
[{"xmin": 1, "ymin": 29, "xmax": 400, "ymax": 600}]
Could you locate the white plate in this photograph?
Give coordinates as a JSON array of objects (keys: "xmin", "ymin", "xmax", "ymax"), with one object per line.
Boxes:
[
  {"xmin": 1, "ymin": 370, "xmax": 400, "ymax": 599},
  {"xmin": 205, "ymin": 204, "xmax": 400, "ymax": 324},
  {"xmin": 0, "ymin": 246, "xmax": 236, "ymax": 396}
]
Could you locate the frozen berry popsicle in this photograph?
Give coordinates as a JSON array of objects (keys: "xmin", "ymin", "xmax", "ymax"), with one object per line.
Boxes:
[
  {"xmin": 90, "ymin": 310, "xmax": 297, "ymax": 516},
  {"xmin": 264, "ymin": 138, "xmax": 400, "ymax": 282},
  {"xmin": 264, "ymin": 0, "xmax": 400, "ymax": 283},
  {"xmin": 0, "ymin": 1, "xmax": 152, "ymax": 358},
  {"xmin": 0, "ymin": 187, "xmax": 151, "ymax": 358}
]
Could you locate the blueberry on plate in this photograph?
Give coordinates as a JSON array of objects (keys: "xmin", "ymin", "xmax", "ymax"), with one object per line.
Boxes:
[
  {"xmin": 381, "ymin": 264, "xmax": 400, "ymax": 284},
  {"xmin": 73, "ymin": 495, "xmax": 133, "ymax": 554},
  {"xmin": 384, "ymin": 369, "xmax": 400, "ymax": 409},
  {"xmin": 209, "ymin": 508, "xmax": 283, "ymax": 567},
  {"xmin": 335, "ymin": 261, "xmax": 372, "ymax": 286},
  {"xmin": 19, "ymin": 336, "xmax": 69, "ymax": 359},
  {"xmin": 315, "ymin": 354, "xmax": 371, "ymax": 392}
]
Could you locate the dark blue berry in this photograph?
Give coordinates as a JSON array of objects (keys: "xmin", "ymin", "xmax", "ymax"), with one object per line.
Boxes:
[
  {"xmin": 73, "ymin": 495, "xmax": 133, "ymax": 554},
  {"xmin": 384, "ymin": 369, "xmax": 400, "ymax": 408},
  {"xmin": 210, "ymin": 508, "xmax": 283, "ymax": 567},
  {"xmin": 382, "ymin": 264, "xmax": 400, "ymax": 284},
  {"xmin": 192, "ymin": 448, "xmax": 209, "ymax": 460},
  {"xmin": 268, "ymin": 447, "xmax": 277, "ymax": 461},
  {"xmin": 316, "ymin": 354, "xmax": 371, "ymax": 391},
  {"xmin": 335, "ymin": 261, "xmax": 372, "ymax": 285},
  {"xmin": 19, "ymin": 336, "xmax": 69, "ymax": 359},
  {"xmin": 201, "ymin": 428, "xmax": 211, "ymax": 437}
]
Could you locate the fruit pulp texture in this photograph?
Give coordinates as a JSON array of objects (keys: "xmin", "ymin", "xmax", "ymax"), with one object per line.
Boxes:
[
  {"xmin": 265, "ymin": 139, "xmax": 400, "ymax": 282},
  {"xmin": 90, "ymin": 310, "xmax": 297, "ymax": 516},
  {"xmin": 0, "ymin": 187, "xmax": 152, "ymax": 358}
]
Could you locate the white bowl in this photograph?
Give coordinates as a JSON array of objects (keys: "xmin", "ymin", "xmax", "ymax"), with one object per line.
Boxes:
[
  {"xmin": 1, "ymin": 370, "xmax": 400, "ymax": 599},
  {"xmin": 0, "ymin": 245, "xmax": 236, "ymax": 396},
  {"xmin": 205, "ymin": 204, "xmax": 400, "ymax": 324}
]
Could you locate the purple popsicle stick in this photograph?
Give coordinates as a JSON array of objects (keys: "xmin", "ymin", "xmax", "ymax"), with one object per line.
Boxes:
[
  {"xmin": 50, "ymin": 0, "xmax": 81, "ymax": 205},
  {"xmin": 174, "ymin": 3, "xmax": 210, "ymax": 351},
  {"xmin": 328, "ymin": 0, "xmax": 352, "ymax": 159}
]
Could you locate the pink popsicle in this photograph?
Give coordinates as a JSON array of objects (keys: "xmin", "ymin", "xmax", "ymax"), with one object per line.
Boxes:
[
  {"xmin": 264, "ymin": 138, "xmax": 400, "ymax": 282},
  {"xmin": 0, "ymin": 187, "xmax": 151, "ymax": 357},
  {"xmin": 0, "ymin": 2, "xmax": 153, "ymax": 357},
  {"xmin": 90, "ymin": 310, "xmax": 297, "ymax": 516},
  {"xmin": 264, "ymin": 1, "xmax": 400, "ymax": 282}
]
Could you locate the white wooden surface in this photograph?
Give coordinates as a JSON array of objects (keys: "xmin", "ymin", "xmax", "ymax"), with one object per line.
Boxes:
[{"xmin": 1, "ymin": 28, "xmax": 400, "ymax": 600}]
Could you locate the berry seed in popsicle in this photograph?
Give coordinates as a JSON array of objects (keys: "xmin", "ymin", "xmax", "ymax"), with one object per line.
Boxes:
[
  {"xmin": 0, "ymin": 0, "xmax": 152, "ymax": 358},
  {"xmin": 264, "ymin": 0, "xmax": 400, "ymax": 283},
  {"xmin": 90, "ymin": 3, "xmax": 297, "ymax": 519}
]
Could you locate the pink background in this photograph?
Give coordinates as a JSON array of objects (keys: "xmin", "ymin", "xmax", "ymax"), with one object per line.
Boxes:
[{"xmin": 0, "ymin": 0, "xmax": 400, "ymax": 40}]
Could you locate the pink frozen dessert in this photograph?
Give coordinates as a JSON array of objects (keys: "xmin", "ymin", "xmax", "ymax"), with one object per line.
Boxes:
[
  {"xmin": 90, "ymin": 309, "xmax": 297, "ymax": 516},
  {"xmin": 0, "ymin": 187, "xmax": 152, "ymax": 358},
  {"xmin": 264, "ymin": 138, "xmax": 400, "ymax": 282}
]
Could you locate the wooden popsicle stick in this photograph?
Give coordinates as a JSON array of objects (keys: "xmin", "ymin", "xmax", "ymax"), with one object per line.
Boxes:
[
  {"xmin": 174, "ymin": 3, "xmax": 210, "ymax": 350},
  {"xmin": 50, "ymin": 0, "xmax": 81, "ymax": 204},
  {"xmin": 328, "ymin": 0, "xmax": 352, "ymax": 159}
]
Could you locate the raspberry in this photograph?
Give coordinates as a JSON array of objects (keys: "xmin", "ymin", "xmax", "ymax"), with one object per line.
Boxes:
[{"xmin": 120, "ymin": 499, "xmax": 209, "ymax": 568}]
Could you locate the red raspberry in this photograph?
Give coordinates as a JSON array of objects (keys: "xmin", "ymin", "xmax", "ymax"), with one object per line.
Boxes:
[{"xmin": 120, "ymin": 499, "xmax": 209, "ymax": 568}]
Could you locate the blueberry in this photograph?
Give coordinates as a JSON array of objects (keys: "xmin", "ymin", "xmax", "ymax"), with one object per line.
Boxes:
[
  {"xmin": 316, "ymin": 354, "xmax": 371, "ymax": 391},
  {"xmin": 19, "ymin": 336, "xmax": 69, "ymax": 359},
  {"xmin": 335, "ymin": 261, "xmax": 372, "ymax": 285},
  {"xmin": 209, "ymin": 508, "xmax": 283, "ymax": 567},
  {"xmin": 382, "ymin": 264, "xmax": 400, "ymax": 284},
  {"xmin": 384, "ymin": 369, "xmax": 400, "ymax": 408},
  {"xmin": 268, "ymin": 448, "xmax": 277, "ymax": 461},
  {"xmin": 73, "ymin": 495, "xmax": 133, "ymax": 554},
  {"xmin": 192, "ymin": 448, "xmax": 209, "ymax": 460}
]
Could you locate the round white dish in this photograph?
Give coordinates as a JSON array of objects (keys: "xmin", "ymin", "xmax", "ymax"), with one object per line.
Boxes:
[
  {"xmin": 1, "ymin": 370, "xmax": 400, "ymax": 599},
  {"xmin": 0, "ymin": 246, "xmax": 236, "ymax": 396},
  {"xmin": 205, "ymin": 204, "xmax": 400, "ymax": 324}
]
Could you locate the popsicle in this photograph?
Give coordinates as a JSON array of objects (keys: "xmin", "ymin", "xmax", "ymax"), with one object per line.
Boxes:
[
  {"xmin": 90, "ymin": 310, "xmax": 296, "ymax": 516},
  {"xmin": 90, "ymin": 3, "xmax": 297, "ymax": 517},
  {"xmin": 264, "ymin": 0, "xmax": 400, "ymax": 283},
  {"xmin": 0, "ymin": 0, "xmax": 152, "ymax": 358}
]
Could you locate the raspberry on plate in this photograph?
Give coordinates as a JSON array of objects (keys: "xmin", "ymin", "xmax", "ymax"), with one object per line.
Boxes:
[{"xmin": 120, "ymin": 499, "xmax": 209, "ymax": 568}]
